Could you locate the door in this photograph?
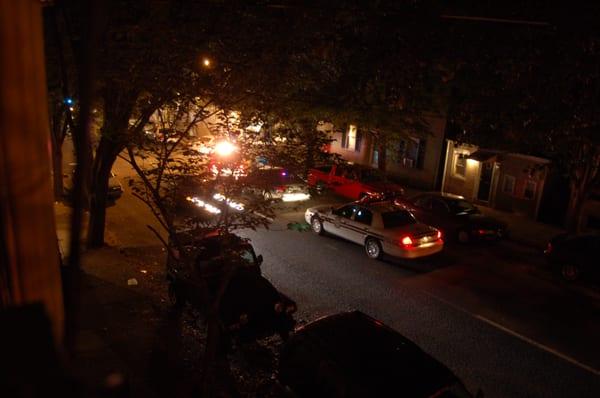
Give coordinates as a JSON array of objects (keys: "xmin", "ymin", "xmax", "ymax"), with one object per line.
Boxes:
[
  {"xmin": 477, "ymin": 162, "xmax": 494, "ymax": 202},
  {"xmin": 326, "ymin": 204, "xmax": 357, "ymax": 240},
  {"xmin": 345, "ymin": 206, "xmax": 373, "ymax": 244}
]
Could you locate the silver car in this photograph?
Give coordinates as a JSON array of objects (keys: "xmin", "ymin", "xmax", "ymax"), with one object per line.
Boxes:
[{"xmin": 305, "ymin": 201, "xmax": 444, "ymax": 259}]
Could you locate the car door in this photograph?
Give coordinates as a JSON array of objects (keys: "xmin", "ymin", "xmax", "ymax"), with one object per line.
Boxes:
[
  {"xmin": 429, "ymin": 198, "xmax": 456, "ymax": 233},
  {"xmin": 346, "ymin": 206, "xmax": 374, "ymax": 244},
  {"xmin": 409, "ymin": 195, "xmax": 434, "ymax": 224},
  {"xmin": 326, "ymin": 204, "xmax": 357, "ymax": 241}
]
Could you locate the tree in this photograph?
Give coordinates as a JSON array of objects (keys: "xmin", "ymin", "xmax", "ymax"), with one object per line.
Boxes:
[{"xmin": 442, "ymin": 9, "xmax": 600, "ymax": 231}]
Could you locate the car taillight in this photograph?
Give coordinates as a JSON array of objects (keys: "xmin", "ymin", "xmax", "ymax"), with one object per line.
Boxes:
[
  {"xmin": 275, "ymin": 186, "xmax": 286, "ymax": 193},
  {"xmin": 400, "ymin": 236, "xmax": 413, "ymax": 247},
  {"xmin": 285, "ymin": 303, "xmax": 297, "ymax": 314},
  {"xmin": 436, "ymin": 230, "xmax": 442, "ymax": 240}
]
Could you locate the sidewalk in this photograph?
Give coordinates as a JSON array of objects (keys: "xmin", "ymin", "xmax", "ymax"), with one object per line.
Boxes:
[{"xmin": 477, "ymin": 206, "xmax": 564, "ymax": 250}]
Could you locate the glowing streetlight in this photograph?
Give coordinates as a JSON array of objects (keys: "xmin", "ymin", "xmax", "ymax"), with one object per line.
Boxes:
[
  {"xmin": 202, "ymin": 57, "xmax": 211, "ymax": 68},
  {"xmin": 214, "ymin": 140, "xmax": 237, "ymax": 157}
]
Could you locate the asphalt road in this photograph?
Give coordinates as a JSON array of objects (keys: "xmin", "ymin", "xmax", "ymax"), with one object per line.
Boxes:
[
  {"xmin": 238, "ymin": 211, "xmax": 600, "ymax": 398},
  {"xmin": 106, "ymin": 157, "xmax": 600, "ymax": 397}
]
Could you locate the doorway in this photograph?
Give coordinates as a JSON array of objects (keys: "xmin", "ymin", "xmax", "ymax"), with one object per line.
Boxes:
[{"xmin": 477, "ymin": 162, "xmax": 494, "ymax": 202}]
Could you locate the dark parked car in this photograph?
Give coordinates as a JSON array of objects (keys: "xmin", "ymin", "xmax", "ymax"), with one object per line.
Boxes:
[
  {"xmin": 64, "ymin": 163, "xmax": 123, "ymax": 202},
  {"xmin": 166, "ymin": 230, "xmax": 296, "ymax": 341},
  {"xmin": 279, "ymin": 311, "xmax": 476, "ymax": 397},
  {"xmin": 544, "ymin": 233, "xmax": 600, "ymax": 282},
  {"xmin": 243, "ymin": 166, "xmax": 311, "ymax": 203},
  {"xmin": 399, "ymin": 192, "xmax": 507, "ymax": 243}
]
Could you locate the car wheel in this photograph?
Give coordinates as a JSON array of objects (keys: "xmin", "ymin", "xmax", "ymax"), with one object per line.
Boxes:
[
  {"xmin": 365, "ymin": 238, "xmax": 383, "ymax": 260},
  {"xmin": 457, "ymin": 229, "xmax": 471, "ymax": 244},
  {"xmin": 561, "ymin": 263, "xmax": 580, "ymax": 281},
  {"xmin": 316, "ymin": 182, "xmax": 326, "ymax": 195},
  {"xmin": 311, "ymin": 217, "xmax": 324, "ymax": 235}
]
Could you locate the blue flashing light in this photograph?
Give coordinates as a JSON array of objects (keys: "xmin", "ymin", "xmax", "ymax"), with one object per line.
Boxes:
[{"xmin": 64, "ymin": 97, "xmax": 74, "ymax": 105}]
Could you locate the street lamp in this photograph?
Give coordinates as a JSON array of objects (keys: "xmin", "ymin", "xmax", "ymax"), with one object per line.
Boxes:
[{"xmin": 202, "ymin": 57, "xmax": 211, "ymax": 68}]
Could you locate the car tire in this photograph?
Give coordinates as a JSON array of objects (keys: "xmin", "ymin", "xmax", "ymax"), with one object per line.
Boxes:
[
  {"xmin": 365, "ymin": 237, "xmax": 383, "ymax": 260},
  {"xmin": 457, "ymin": 229, "xmax": 471, "ymax": 244},
  {"xmin": 311, "ymin": 217, "xmax": 324, "ymax": 235},
  {"xmin": 316, "ymin": 182, "xmax": 326, "ymax": 196},
  {"xmin": 561, "ymin": 263, "xmax": 580, "ymax": 281}
]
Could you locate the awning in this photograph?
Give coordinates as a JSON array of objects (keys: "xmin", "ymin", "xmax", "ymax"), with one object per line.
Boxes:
[{"xmin": 467, "ymin": 150, "xmax": 503, "ymax": 162}]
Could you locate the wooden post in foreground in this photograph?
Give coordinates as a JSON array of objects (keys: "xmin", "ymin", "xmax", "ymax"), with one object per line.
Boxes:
[{"xmin": 0, "ymin": 0, "xmax": 64, "ymax": 343}]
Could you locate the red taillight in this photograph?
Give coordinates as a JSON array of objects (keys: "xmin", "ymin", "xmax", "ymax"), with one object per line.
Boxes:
[
  {"xmin": 275, "ymin": 185, "xmax": 286, "ymax": 193},
  {"xmin": 400, "ymin": 236, "xmax": 413, "ymax": 246},
  {"xmin": 436, "ymin": 230, "xmax": 442, "ymax": 240}
]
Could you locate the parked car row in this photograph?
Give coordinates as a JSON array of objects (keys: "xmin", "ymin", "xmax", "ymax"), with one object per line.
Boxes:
[{"xmin": 165, "ymin": 228, "xmax": 479, "ymax": 397}]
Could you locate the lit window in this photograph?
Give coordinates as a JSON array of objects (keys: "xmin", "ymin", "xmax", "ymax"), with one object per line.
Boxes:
[
  {"xmin": 524, "ymin": 180, "xmax": 536, "ymax": 200},
  {"xmin": 503, "ymin": 175, "xmax": 515, "ymax": 195},
  {"xmin": 453, "ymin": 153, "xmax": 467, "ymax": 178},
  {"xmin": 346, "ymin": 125, "xmax": 357, "ymax": 150}
]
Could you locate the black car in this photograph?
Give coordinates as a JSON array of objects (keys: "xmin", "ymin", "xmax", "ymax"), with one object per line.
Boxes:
[
  {"xmin": 279, "ymin": 311, "xmax": 476, "ymax": 398},
  {"xmin": 544, "ymin": 233, "xmax": 600, "ymax": 282},
  {"xmin": 166, "ymin": 230, "xmax": 296, "ymax": 341},
  {"xmin": 400, "ymin": 192, "xmax": 507, "ymax": 243},
  {"xmin": 242, "ymin": 166, "xmax": 311, "ymax": 203}
]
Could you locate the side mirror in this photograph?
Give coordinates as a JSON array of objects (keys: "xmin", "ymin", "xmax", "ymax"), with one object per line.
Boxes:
[{"xmin": 256, "ymin": 254, "xmax": 263, "ymax": 266}]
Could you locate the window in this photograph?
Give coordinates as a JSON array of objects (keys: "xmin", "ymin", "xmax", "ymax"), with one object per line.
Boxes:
[
  {"xmin": 524, "ymin": 180, "xmax": 536, "ymax": 200},
  {"xmin": 381, "ymin": 211, "xmax": 417, "ymax": 228},
  {"xmin": 316, "ymin": 165, "xmax": 332, "ymax": 173},
  {"xmin": 453, "ymin": 153, "xmax": 467, "ymax": 178},
  {"xmin": 354, "ymin": 208, "xmax": 373, "ymax": 225},
  {"xmin": 396, "ymin": 137, "xmax": 426, "ymax": 169},
  {"xmin": 503, "ymin": 175, "xmax": 515, "ymax": 195},
  {"xmin": 413, "ymin": 195, "xmax": 431, "ymax": 209},
  {"xmin": 431, "ymin": 199, "xmax": 450, "ymax": 214},
  {"xmin": 341, "ymin": 125, "xmax": 361, "ymax": 152},
  {"xmin": 333, "ymin": 205, "xmax": 356, "ymax": 219}
]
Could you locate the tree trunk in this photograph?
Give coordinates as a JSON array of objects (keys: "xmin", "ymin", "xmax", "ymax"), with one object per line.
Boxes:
[
  {"xmin": 565, "ymin": 184, "xmax": 585, "ymax": 233},
  {"xmin": 377, "ymin": 135, "xmax": 387, "ymax": 172},
  {"xmin": 51, "ymin": 137, "xmax": 64, "ymax": 199},
  {"xmin": 87, "ymin": 137, "xmax": 122, "ymax": 248}
]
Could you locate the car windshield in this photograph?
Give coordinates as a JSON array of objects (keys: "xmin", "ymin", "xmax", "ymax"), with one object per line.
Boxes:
[
  {"xmin": 360, "ymin": 168, "xmax": 386, "ymax": 183},
  {"xmin": 381, "ymin": 210, "xmax": 417, "ymax": 228},
  {"xmin": 446, "ymin": 199, "xmax": 478, "ymax": 215}
]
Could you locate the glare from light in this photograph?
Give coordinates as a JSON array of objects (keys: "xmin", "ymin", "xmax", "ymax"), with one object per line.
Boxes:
[
  {"xmin": 202, "ymin": 58, "xmax": 211, "ymax": 67},
  {"xmin": 186, "ymin": 196, "xmax": 222, "ymax": 214},
  {"xmin": 213, "ymin": 193, "xmax": 245, "ymax": 211},
  {"xmin": 214, "ymin": 140, "xmax": 237, "ymax": 157},
  {"xmin": 466, "ymin": 158, "xmax": 479, "ymax": 167},
  {"xmin": 282, "ymin": 193, "xmax": 310, "ymax": 202}
]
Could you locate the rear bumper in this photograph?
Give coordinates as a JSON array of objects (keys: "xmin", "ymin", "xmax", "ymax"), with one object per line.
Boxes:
[{"xmin": 383, "ymin": 240, "xmax": 444, "ymax": 259}]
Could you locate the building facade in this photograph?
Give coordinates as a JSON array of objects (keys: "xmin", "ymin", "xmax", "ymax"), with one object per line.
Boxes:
[
  {"xmin": 325, "ymin": 114, "xmax": 448, "ymax": 190},
  {"xmin": 441, "ymin": 140, "xmax": 551, "ymax": 220}
]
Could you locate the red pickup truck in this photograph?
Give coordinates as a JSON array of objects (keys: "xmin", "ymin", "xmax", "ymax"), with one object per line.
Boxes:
[{"xmin": 308, "ymin": 164, "xmax": 404, "ymax": 200}]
